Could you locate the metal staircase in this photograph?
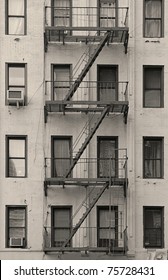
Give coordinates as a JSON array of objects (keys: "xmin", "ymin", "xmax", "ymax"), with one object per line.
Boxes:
[
  {"xmin": 62, "ymin": 181, "xmax": 109, "ymax": 248},
  {"xmin": 64, "ymin": 32, "xmax": 111, "ymax": 102},
  {"xmin": 65, "ymin": 105, "xmax": 111, "ymax": 178}
]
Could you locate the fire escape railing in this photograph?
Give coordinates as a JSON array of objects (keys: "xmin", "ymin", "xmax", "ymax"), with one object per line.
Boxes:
[
  {"xmin": 43, "ymin": 225, "xmax": 128, "ymax": 253},
  {"xmin": 45, "ymin": 81, "xmax": 129, "ymax": 103},
  {"xmin": 45, "ymin": 6, "xmax": 129, "ymax": 29},
  {"xmin": 45, "ymin": 152, "xmax": 128, "ymax": 182}
]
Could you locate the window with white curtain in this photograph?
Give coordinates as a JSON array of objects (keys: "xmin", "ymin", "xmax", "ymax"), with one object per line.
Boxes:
[
  {"xmin": 6, "ymin": 136, "xmax": 27, "ymax": 177},
  {"xmin": 7, "ymin": 0, "xmax": 26, "ymax": 35},
  {"xmin": 6, "ymin": 206, "xmax": 26, "ymax": 248},
  {"xmin": 52, "ymin": 0, "xmax": 71, "ymax": 27},
  {"xmin": 144, "ymin": 207, "xmax": 164, "ymax": 248},
  {"xmin": 144, "ymin": 0, "xmax": 163, "ymax": 37},
  {"xmin": 143, "ymin": 66, "xmax": 163, "ymax": 108},
  {"xmin": 51, "ymin": 137, "xmax": 72, "ymax": 177},
  {"xmin": 97, "ymin": 65, "xmax": 118, "ymax": 102},
  {"xmin": 53, "ymin": 65, "xmax": 70, "ymax": 101},
  {"xmin": 99, "ymin": 0, "xmax": 117, "ymax": 28},
  {"xmin": 51, "ymin": 207, "xmax": 71, "ymax": 247},
  {"xmin": 97, "ymin": 206, "xmax": 118, "ymax": 247},
  {"xmin": 97, "ymin": 137, "xmax": 118, "ymax": 178},
  {"xmin": 143, "ymin": 137, "xmax": 163, "ymax": 178}
]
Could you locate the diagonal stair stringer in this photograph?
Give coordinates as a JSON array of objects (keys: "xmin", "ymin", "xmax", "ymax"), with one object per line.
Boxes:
[
  {"xmin": 64, "ymin": 31, "xmax": 111, "ymax": 102},
  {"xmin": 65, "ymin": 105, "xmax": 110, "ymax": 178},
  {"xmin": 62, "ymin": 181, "xmax": 109, "ymax": 248}
]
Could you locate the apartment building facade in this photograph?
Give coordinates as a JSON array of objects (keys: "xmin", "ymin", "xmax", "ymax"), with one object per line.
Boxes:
[{"xmin": 0, "ymin": 0, "xmax": 168, "ymax": 260}]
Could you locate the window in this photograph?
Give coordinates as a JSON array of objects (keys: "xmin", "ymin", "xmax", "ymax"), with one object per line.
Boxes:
[
  {"xmin": 6, "ymin": 136, "xmax": 27, "ymax": 178},
  {"xmin": 143, "ymin": 66, "xmax": 163, "ymax": 108},
  {"xmin": 51, "ymin": 136, "xmax": 72, "ymax": 177},
  {"xmin": 97, "ymin": 65, "xmax": 118, "ymax": 102},
  {"xmin": 6, "ymin": 64, "xmax": 27, "ymax": 105},
  {"xmin": 52, "ymin": 65, "xmax": 71, "ymax": 101},
  {"xmin": 51, "ymin": 207, "xmax": 72, "ymax": 247},
  {"xmin": 144, "ymin": 0, "xmax": 163, "ymax": 37},
  {"xmin": 98, "ymin": 0, "xmax": 117, "ymax": 29},
  {"xmin": 52, "ymin": 0, "xmax": 71, "ymax": 27},
  {"xmin": 6, "ymin": 0, "xmax": 26, "ymax": 35},
  {"xmin": 97, "ymin": 206, "xmax": 118, "ymax": 247},
  {"xmin": 143, "ymin": 137, "xmax": 163, "ymax": 178},
  {"xmin": 6, "ymin": 206, "xmax": 26, "ymax": 248},
  {"xmin": 144, "ymin": 207, "xmax": 164, "ymax": 248},
  {"xmin": 97, "ymin": 137, "xmax": 118, "ymax": 178}
]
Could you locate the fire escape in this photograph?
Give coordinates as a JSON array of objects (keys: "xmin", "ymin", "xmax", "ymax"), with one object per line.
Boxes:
[{"xmin": 44, "ymin": 3, "xmax": 129, "ymax": 254}]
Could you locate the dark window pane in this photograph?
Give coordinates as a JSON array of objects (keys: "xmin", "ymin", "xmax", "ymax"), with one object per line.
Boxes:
[
  {"xmin": 144, "ymin": 139, "xmax": 162, "ymax": 178},
  {"xmin": 144, "ymin": 68, "xmax": 162, "ymax": 107},
  {"xmin": 144, "ymin": 207, "xmax": 163, "ymax": 248}
]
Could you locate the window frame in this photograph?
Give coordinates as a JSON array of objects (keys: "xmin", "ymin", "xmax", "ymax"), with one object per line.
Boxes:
[
  {"xmin": 6, "ymin": 0, "xmax": 27, "ymax": 35},
  {"xmin": 97, "ymin": 136, "xmax": 118, "ymax": 178},
  {"xmin": 51, "ymin": 206, "xmax": 72, "ymax": 247},
  {"xmin": 51, "ymin": 136, "xmax": 72, "ymax": 178},
  {"xmin": 97, "ymin": 65, "xmax": 118, "ymax": 102},
  {"xmin": 51, "ymin": 64, "xmax": 72, "ymax": 101},
  {"xmin": 6, "ymin": 63, "xmax": 27, "ymax": 106},
  {"xmin": 6, "ymin": 135, "xmax": 28, "ymax": 178},
  {"xmin": 97, "ymin": 206, "xmax": 118, "ymax": 248},
  {"xmin": 97, "ymin": 0, "xmax": 118, "ymax": 30},
  {"xmin": 143, "ymin": 0, "xmax": 164, "ymax": 38},
  {"xmin": 143, "ymin": 206, "xmax": 164, "ymax": 248},
  {"xmin": 143, "ymin": 65, "xmax": 164, "ymax": 108},
  {"xmin": 6, "ymin": 205, "xmax": 27, "ymax": 248},
  {"xmin": 51, "ymin": 0, "xmax": 72, "ymax": 28},
  {"xmin": 143, "ymin": 137, "xmax": 164, "ymax": 179}
]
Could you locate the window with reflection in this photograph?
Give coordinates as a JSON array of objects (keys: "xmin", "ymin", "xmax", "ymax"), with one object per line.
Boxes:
[
  {"xmin": 6, "ymin": 136, "xmax": 27, "ymax": 177},
  {"xmin": 6, "ymin": 0, "xmax": 26, "ymax": 35},
  {"xmin": 144, "ymin": 206, "xmax": 164, "ymax": 248},
  {"xmin": 143, "ymin": 137, "xmax": 163, "ymax": 178}
]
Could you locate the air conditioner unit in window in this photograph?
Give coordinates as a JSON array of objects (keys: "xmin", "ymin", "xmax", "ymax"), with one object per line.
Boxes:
[
  {"xmin": 9, "ymin": 237, "xmax": 24, "ymax": 247},
  {"xmin": 7, "ymin": 90, "xmax": 24, "ymax": 108}
]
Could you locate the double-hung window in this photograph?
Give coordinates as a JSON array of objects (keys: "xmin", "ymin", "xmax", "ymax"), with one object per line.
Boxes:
[
  {"xmin": 97, "ymin": 65, "xmax": 118, "ymax": 102},
  {"xmin": 97, "ymin": 137, "xmax": 118, "ymax": 178},
  {"xmin": 98, "ymin": 0, "xmax": 117, "ymax": 29},
  {"xmin": 6, "ymin": 136, "xmax": 27, "ymax": 178},
  {"xmin": 52, "ymin": 0, "xmax": 71, "ymax": 27},
  {"xmin": 97, "ymin": 206, "xmax": 118, "ymax": 247},
  {"xmin": 51, "ymin": 207, "xmax": 72, "ymax": 247},
  {"xmin": 6, "ymin": 0, "xmax": 26, "ymax": 35},
  {"xmin": 143, "ymin": 137, "xmax": 163, "ymax": 178},
  {"xmin": 51, "ymin": 136, "xmax": 72, "ymax": 177},
  {"xmin": 143, "ymin": 66, "xmax": 163, "ymax": 108},
  {"xmin": 6, "ymin": 63, "xmax": 27, "ymax": 105},
  {"xmin": 52, "ymin": 65, "xmax": 70, "ymax": 101},
  {"xmin": 144, "ymin": 206, "xmax": 164, "ymax": 248},
  {"xmin": 144, "ymin": 0, "xmax": 163, "ymax": 37},
  {"xmin": 6, "ymin": 206, "xmax": 27, "ymax": 248}
]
